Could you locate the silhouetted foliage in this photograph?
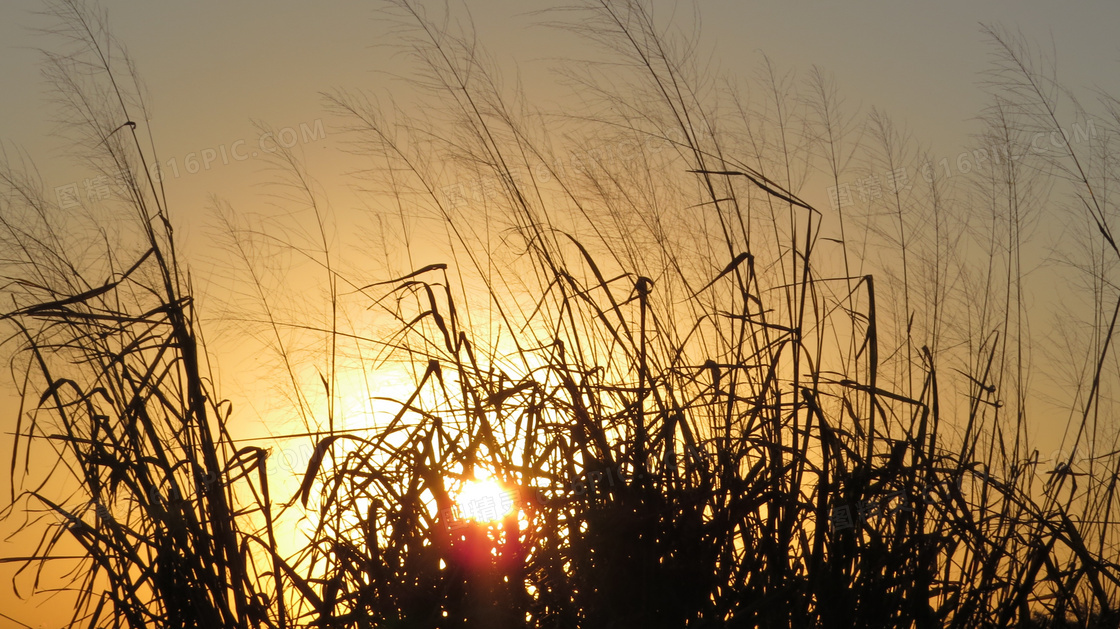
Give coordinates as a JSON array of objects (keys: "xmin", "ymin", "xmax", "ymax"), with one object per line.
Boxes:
[{"xmin": 2, "ymin": 1, "xmax": 1119, "ymax": 628}]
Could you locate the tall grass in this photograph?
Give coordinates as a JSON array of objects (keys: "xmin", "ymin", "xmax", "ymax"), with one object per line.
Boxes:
[
  {"xmin": 0, "ymin": 2, "xmax": 289, "ymax": 627},
  {"xmin": 2, "ymin": 1, "xmax": 1120, "ymax": 628}
]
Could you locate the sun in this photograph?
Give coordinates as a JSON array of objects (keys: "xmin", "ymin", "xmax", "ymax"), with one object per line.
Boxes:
[{"xmin": 453, "ymin": 470, "xmax": 517, "ymax": 524}]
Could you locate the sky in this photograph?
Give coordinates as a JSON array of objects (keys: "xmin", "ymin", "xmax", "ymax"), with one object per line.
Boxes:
[
  {"xmin": 3, "ymin": 1, "xmax": 1119, "ymax": 204},
  {"xmin": 2, "ymin": 0, "xmax": 1120, "ymax": 625},
  {"xmin": 2, "ymin": 1, "xmax": 1118, "ymax": 238}
]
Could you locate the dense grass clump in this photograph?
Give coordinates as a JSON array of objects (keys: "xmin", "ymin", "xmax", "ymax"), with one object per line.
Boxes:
[{"xmin": 2, "ymin": 1, "xmax": 1119, "ymax": 628}]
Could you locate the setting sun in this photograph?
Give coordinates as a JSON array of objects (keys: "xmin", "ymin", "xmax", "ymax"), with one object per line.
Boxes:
[{"xmin": 453, "ymin": 472, "xmax": 518, "ymax": 524}]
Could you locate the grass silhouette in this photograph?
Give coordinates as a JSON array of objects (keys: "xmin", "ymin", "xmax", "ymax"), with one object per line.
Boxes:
[{"xmin": 2, "ymin": 1, "xmax": 1119, "ymax": 628}]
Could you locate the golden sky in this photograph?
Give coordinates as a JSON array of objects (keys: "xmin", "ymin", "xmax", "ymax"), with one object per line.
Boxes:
[{"xmin": 2, "ymin": 1, "xmax": 1120, "ymax": 626}]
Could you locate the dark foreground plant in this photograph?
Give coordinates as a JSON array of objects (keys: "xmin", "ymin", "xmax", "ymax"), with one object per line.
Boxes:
[
  {"xmin": 0, "ymin": 2, "xmax": 291, "ymax": 627},
  {"xmin": 2, "ymin": 1, "xmax": 1119, "ymax": 628}
]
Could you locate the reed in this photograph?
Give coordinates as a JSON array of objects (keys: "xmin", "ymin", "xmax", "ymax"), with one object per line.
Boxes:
[{"xmin": 2, "ymin": 1, "xmax": 1118, "ymax": 628}]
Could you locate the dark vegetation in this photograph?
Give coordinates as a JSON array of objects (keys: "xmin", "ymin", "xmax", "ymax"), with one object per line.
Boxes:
[{"xmin": 1, "ymin": 1, "xmax": 1119, "ymax": 627}]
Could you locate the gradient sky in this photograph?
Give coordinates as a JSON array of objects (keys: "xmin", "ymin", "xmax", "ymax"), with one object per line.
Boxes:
[
  {"xmin": 3, "ymin": 1, "xmax": 1119, "ymax": 200},
  {"xmin": 2, "ymin": 0, "xmax": 1118, "ymax": 232},
  {"xmin": 2, "ymin": 1, "xmax": 1120, "ymax": 625}
]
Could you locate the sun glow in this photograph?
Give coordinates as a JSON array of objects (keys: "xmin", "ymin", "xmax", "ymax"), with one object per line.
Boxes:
[{"xmin": 453, "ymin": 470, "xmax": 518, "ymax": 524}]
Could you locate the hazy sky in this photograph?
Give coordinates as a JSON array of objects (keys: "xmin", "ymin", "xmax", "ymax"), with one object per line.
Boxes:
[
  {"xmin": 2, "ymin": 1, "xmax": 1120, "ymax": 625},
  {"xmin": 2, "ymin": 1, "xmax": 1119, "ymax": 212},
  {"xmin": 0, "ymin": 1, "xmax": 1117, "ymax": 293}
]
